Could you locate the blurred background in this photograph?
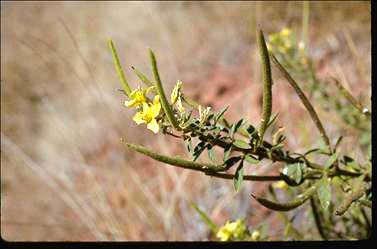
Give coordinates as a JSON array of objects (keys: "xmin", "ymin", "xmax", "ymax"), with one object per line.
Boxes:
[{"xmin": 1, "ymin": 1, "xmax": 370, "ymax": 241}]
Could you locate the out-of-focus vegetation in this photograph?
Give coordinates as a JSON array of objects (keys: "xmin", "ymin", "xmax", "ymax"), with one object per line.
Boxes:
[{"xmin": 1, "ymin": 1, "xmax": 370, "ymax": 241}]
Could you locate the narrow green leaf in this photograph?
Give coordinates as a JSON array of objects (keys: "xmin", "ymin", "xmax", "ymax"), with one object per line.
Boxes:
[
  {"xmin": 266, "ymin": 112, "xmax": 279, "ymax": 129},
  {"xmin": 193, "ymin": 141, "xmax": 207, "ymax": 161},
  {"xmin": 317, "ymin": 177, "xmax": 331, "ymax": 210},
  {"xmin": 207, "ymin": 145, "xmax": 216, "ymax": 162},
  {"xmin": 324, "ymin": 153, "xmax": 338, "ymax": 168},
  {"xmin": 234, "ymin": 160, "xmax": 244, "ymax": 192},
  {"xmin": 230, "ymin": 119, "xmax": 244, "ymax": 139},
  {"xmin": 233, "ymin": 140, "xmax": 252, "ymax": 149},
  {"xmin": 244, "ymin": 154, "xmax": 260, "ymax": 164},
  {"xmin": 214, "ymin": 106, "xmax": 229, "ymax": 123},
  {"xmin": 281, "ymin": 163, "xmax": 303, "ymax": 185},
  {"xmin": 184, "ymin": 137, "xmax": 193, "ymax": 153},
  {"xmin": 223, "ymin": 144, "xmax": 232, "ymax": 161},
  {"xmin": 224, "ymin": 156, "xmax": 242, "ymax": 170},
  {"xmin": 191, "ymin": 202, "xmax": 218, "ymax": 234}
]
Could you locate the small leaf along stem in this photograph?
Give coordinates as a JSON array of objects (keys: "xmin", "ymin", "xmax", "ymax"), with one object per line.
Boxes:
[
  {"xmin": 257, "ymin": 29, "xmax": 273, "ymax": 145},
  {"xmin": 149, "ymin": 49, "xmax": 180, "ymax": 130},
  {"xmin": 108, "ymin": 39, "xmax": 132, "ymax": 97},
  {"xmin": 270, "ymin": 53, "xmax": 333, "ymax": 154}
]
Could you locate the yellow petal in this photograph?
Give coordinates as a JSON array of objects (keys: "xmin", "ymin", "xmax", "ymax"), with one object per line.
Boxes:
[
  {"xmin": 148, "ymin": 102, "xmax": 161, "ymax": 119},
  {"xmin": 153, "ymin": 95, "xmax": 160, "ymax": 105},
  {"xmin": 125, "ymin": 99, "xmax": 137, "ymax": 107},
  {"xmin": 147, "ymin": 119, "xmax": 159, "ymax": 134},
  {"xmin": 133, "ymin": 112, "xmax": 145, "ymax": 125}
]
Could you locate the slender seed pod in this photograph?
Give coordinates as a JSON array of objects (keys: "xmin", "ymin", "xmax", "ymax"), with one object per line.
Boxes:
[
  {"xmin": 124, "ymin": 141, "xmax": 226, "ymax": 173},
  {"xmin": 108, "ymin": 39, "xmax": 132, "ymax": 96},
  {"xmin": 270, "ymin": 54, "xmax": 332, "ymax": 154},
  {"xmin": 149, "ymin": 49, "xmax": 180, "ymax": 130},
  {"xmin": 251, "ymin": 183, "xmax": 318, "ymax": 211},
  {"xmin": 335, "ymin": 183, "xmax": 369, "ymax": 215},
  {"xmin": 257, "ymin": 29, "xmax": 273, "ymax": 145},
  {"xmin": 131, "ymin": 66, "xmax": 153, "ymax": 86},
  {"xmin": 331, "ymin": 77, "xmax": 371, "ymax": 119}
]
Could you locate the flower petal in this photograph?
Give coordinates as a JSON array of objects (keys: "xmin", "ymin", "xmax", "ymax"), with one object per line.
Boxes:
[
  {"xmin": 147, "ymin": 119, "xmax": 159, "ymax": 134},
  {"xmin": 133, "ymin": 112, "xmax": 145, "ymax": 125},
  {"xmin": 125, "ymin": 99, "xmax": 137, "ymax": 107}
]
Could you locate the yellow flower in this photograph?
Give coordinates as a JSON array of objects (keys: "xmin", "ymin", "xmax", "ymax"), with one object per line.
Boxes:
[
  {"xmin": 251, "ymin": 230, "xmax": 260, "ymax": 241},
  {"xmin": 216, "ymin": 219, "xmax": 247, "ymax": 241},
  {"xmin": 125, "ymin": 86, "xmax": 155, "ymax": 108},
  {"xmin": 132, "ymin": 95, "xmax": 161, "ymax": 134},
  {"xmin": 199, "ymin": 105, "xmax": 211, "ymax": 123},
  {"xmin": 280, "ymin": 28, "xmax": 292, "ymax": 37},
  {"xmin": 171, "ymin": 80, "xmax": 183, "ymax": 104},
  {"xmin": 273, "ymin": 180, "xmax": 288, "ymax": 189}
]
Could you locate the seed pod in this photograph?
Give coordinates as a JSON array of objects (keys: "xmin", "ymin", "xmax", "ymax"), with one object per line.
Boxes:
[
  {"xmin": 257, "ymin": 29, "xmax": 273, "ymax": 145},
  {"xmin": 124, "ymin": 141, "xmax": 226, "ymax": 173},
  {"xmin": 251, "ymin": 183, "xmax": 318, "ymax": 211}
]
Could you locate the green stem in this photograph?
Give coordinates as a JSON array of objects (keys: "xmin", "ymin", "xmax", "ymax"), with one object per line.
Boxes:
[
  {"xmin": 310, "ymin": 197, "xmax": 328, "ymax": 240},
  {"xmin": 124, "ymin": 141, "xmax": 226, "ymax": 173},
  {"xmin": 148, "ymin": 49, "xmax": 180, "ymax": 129},
  {"xmin": 206, "ymin": 172, "xmax": 282, "ymax": 181},
  {"xmin": 301, "ymin": 1, "xmax": 310, "ymax": 54},
  {"xmin": 108, "ymin": 39, "xmax": 132, "ymax": 96},
  {"xmin": 270, "ymin": 54, "xmax": 332, "ymax": 154},
  {"xmin": 257, "ymin": 29, "xmax": 273, "ymax": 144}
]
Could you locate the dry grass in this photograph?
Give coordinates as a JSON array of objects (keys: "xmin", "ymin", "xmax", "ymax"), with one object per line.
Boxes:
[{"xmin": 1, "ymin": 1, "xmax": 370, "ymax": 241}]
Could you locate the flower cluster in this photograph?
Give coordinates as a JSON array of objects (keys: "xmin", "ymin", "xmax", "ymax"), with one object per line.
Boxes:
[
  {"xmin": 124, "ymin": 81, "xmax": 187, "ymax": 134},
  {"xmin": 216, "ymin": 219, "xmax": 249, "ymax": 241}
]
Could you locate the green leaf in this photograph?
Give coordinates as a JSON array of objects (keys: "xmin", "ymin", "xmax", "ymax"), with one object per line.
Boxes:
[
  {"xmin": 230, "ymin": 119, "xmax": 244, "ymax": 138},
  {"xmin": 233, "ymin": 140, "xmax": 252, "ymax": 149},
  {"xmin": 207, "ymin": 145, "xmax": 216, "ymax": 162},
  {"xmin": 192, "ymin": 141, "xmax": 207, "ymax": 161},
  {"xmin": 266, "ymin": 112, "xmax": 279, "ymax": 129},
  {"xmin": 244, "ymin": 154, "xmax": 260, "ymax": 164},
  {"xmin": 246, "ymin": 124, "xmax": 255, "ymax": 135},
  {"xmin": 281, "ymin": 163, "xmax": 303, "ymax": 185},
  {"xmin": 224, "ymin": 156, "xmax": 242, "ymax": 170},
  {"xmin": 223, "ymin": 144, "xmax": 232, "ymax": 162},
  {"xmin": 324, "ymin": 153, "xmax": 338, "ymax": 168},
  {"xmin": 214, "ymin": 106, "xmax": 229, "ymax": 123},
  {"xmin": 191, "ymin": 202, "xmax": 218, "ymax": 234},
  {"xmin": 234, "ymin": 160, "xmax": 244, "ymax": 192},
  {"xmin": 184, "ymin": 137, "xmax": 193, "ymax": 153},
  {"xmin": 317, "ymin": 177, "xmax": 331, "ymax": 210}
]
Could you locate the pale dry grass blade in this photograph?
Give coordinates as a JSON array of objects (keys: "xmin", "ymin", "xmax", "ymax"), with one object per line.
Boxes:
[{"xmin": 1, "ymin": 134, "xmax": 106, "ymax": 240}]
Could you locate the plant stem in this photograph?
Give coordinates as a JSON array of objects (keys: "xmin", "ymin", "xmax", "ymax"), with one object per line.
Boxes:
[{"xmin": 310, "ymin": 197, "xmax": 328, "ymax": 240}]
